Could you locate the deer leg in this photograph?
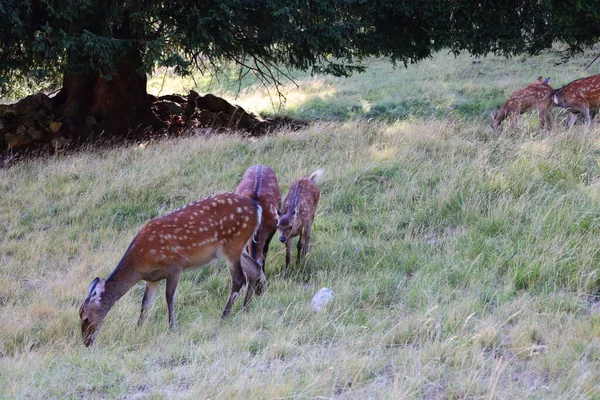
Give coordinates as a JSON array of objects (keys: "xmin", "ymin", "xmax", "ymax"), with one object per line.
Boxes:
[
  {"xmin": 241, "ymin": 255, "xmax": 261, "ymax": 308},
  {"xmin": 582, "ymin": 107, "xmax": 591, "ymax": 126},
  {"xmin": 261, "ymin": 230, "xmax": 276, "ymax": 272},
  {"xmin": 165, "ymin": 270, "xmax": 182, "ymax": 329},
  {"xmin": 296, "ymin": 229, "xmax": 304, "ymax": 265},
  {"xmin": 568, "ymin": 112, "xmax": 578, "ymax": 128},
  {"xmin": 537, "ymin": 104, "xmax": 550, "ymax": 130},
  {"xmin": 241, "ymin": 248, "xmax": 265, "ymax": 297},
  {"xmin": 301, "ymin": 223, "xmax": 312, "ymax": 259},
  {"xmin": 544, "ymin": 110, "xmax": 552, "ymax": 130},
  {"xmin": 284, "ymin": 238, "xmax": 292, "ymax": 272},
  {"xmin": 138, "ymin": 281, "xmax": 160, "ymax": 326},
  {"xmin": 222, "ymin": 258, "xmax": 247, "ymax": 318}
]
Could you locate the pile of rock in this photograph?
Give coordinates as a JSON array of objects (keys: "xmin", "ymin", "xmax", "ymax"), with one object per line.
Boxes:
[
  {"xmin": 180, "ymin": 91, "xmax": 271, "ymax": 135},
  {"xmin": 1, "ymin": 90, "xmax": 307, "ymax": 154},
  {"xmin": 0, "ymin": 92, "xmax": 69, "ymax": 152}
]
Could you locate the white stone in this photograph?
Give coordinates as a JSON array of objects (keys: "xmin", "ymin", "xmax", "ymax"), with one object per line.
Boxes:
[{"xmin": 311, "ymin": 288, "xmax": 334, "ymax": 312}]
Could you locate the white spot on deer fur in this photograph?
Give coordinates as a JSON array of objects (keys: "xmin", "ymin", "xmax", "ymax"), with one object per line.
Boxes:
[
  {"xmin": 242, "ymin": 223, "xmax": 247, "ymax": 228},
  {"xmin": 244, "ymin": 216, "xmax": 250, "ymax": 222},
  {"xmin": 237, "ymin": 207, "xmax": 242, "ymax": 213},
  {"xmin": 149, "ymin": 249, "xmax": 156, "ymax": 255},
  {"xmin": 227, "ymin": 198, "xmax": 233, "ymax": 205},
  {"xmin": 230, "ymin": 214, "xmax": 235, "ymax": 219},
  {"xmin": 160, "ymin": 254, "xmax": 166, "ymax": 260}
]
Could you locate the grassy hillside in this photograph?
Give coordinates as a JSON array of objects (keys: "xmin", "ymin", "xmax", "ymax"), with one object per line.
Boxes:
[{"xmin": 2, "ymin": 49, "xmax": 600, "ymax": 398}]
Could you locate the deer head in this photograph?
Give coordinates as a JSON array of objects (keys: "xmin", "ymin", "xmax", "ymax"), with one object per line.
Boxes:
[
  {"xmin": 79, "ymin": 277, "xmax": 107, "ymax": 347},
  {"xmin": 271, "ymin": 204, "xmax": 296, "ymax": 243}
]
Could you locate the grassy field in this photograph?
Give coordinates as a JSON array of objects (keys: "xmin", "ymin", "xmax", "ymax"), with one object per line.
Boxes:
[{"xmin": 2, "ymin": 48, "xmax": 600, "ymax": 399}]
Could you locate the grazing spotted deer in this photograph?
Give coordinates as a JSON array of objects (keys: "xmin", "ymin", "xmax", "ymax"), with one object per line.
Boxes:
[
  {"xmin": 491, "ymin": 76, "xmax": 554, "ymax": 132},
  {"xmin": 79, "ymin": 193, "xmax": 265, "ymax": 347},
  {"xmin": 552, "ymin": 74, "xmax": 600, "ymax": 127},
  {"xmin": 272, "ymin": 169, "xmax": 323, "ymax": 272},
  {"xmin": 235, "ymin": 165, "xmax": 281, "ymax": 272}
]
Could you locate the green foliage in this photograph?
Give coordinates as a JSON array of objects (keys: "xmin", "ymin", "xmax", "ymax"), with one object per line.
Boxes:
[{"xmin": 1, "ymin": 1, "xmax": 600, "ymax": 97}]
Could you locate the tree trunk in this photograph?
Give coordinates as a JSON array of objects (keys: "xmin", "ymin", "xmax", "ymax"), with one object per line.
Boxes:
[{"xmin": 54, "ymin": 51, "xmax": 162, "ymax": 141}]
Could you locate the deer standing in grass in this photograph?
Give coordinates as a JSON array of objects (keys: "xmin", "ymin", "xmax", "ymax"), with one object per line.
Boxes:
[
  {"xmin": 235, "ymin": 165, "xmax": 281, "ymax": 273},
  {"xmin": 79, "ymin": 193, "xmax": 265, "ymax": 347},
  {"xmin": 491, "ymin": 77, "xmax": 554, "ymax": 132},
  {"xmin": 552, "ymin": 74, "xmax": 600, "ymax": 127},
  {"xmin": 272, "ymin": 170, "xmax": 323, "ymax": 272}
]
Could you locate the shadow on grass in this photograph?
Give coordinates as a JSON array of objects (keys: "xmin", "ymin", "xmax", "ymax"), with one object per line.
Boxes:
[{"xmin": 261, "ymin": 89, "xmax": 507, "ymax": 123}]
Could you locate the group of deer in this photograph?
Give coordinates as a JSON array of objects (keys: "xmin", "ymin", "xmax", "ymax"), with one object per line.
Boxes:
[
  {"xmin": 79, "ymin": 166, "xmax": 323, "ymax": 346},
  {"xmin": 490, "ymin": 73, "xmax": 600, "ymax": 132}
]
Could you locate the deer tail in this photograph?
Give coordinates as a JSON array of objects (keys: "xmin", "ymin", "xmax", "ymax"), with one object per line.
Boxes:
[{"xmin": 309, "ymin": 169, "xmax": 324, "ymax": 183}]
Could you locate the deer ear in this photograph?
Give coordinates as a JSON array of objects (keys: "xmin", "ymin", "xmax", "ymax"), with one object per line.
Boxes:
[
  {"xmin": 536, "ymin": 76, "xmax": 543, "ymax": 82},
  {"xmin": 270, "ymin": 204, "xmax": 281, "ymax": 219},
  {"xmin": 88, "ymin": 277, "xmax": 105, "ymax": 302},
  {"xmin": 88, "ymin": 277, "xmax": 100, "ymax": 294},
  {"xmin": 543, "ymin": 77, "xmax": 550, "ymax": 84}
]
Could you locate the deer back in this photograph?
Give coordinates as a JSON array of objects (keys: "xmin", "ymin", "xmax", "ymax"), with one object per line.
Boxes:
[
  {"xmin": 129, "ymin": 193, "xmax": 262, "ymax": 279},
  {"xmin": 553, "ymin": 74, "xmax": 600, "ymax": 109},
  {"xmin": 281, "ymin": 177, "xmax": 320, "ymax": 230},
  {"xmin": 501, "ymin": 80, "xmax": 554, "ymax": 114},
  {"xmin": 235, "ymin": 165, "xmax": 281, "ymax": 260}
]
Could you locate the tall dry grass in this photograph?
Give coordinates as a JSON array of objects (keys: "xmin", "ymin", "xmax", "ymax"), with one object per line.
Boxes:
[{"xmin": 2, "ymin": 48, "xmax": 600, "ymax": 398}]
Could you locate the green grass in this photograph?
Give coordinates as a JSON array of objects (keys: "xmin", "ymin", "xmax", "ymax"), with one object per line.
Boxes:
[
  {"xmin": 3, "ymin": 48, "xmax": 600, "ymax": 398},
  {"xmin": 148, "ymin": 44, "xmax": 600, "ymax": 125}
]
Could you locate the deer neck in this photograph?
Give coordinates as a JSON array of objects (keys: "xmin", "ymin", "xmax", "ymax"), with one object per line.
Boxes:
[
  {"xmin": 496, "ymin": 106, "xmax": 510, "ymax": 121},
  {"xmin": 100, "ymin": 257, "xmax": 141, "ymax": 314}
]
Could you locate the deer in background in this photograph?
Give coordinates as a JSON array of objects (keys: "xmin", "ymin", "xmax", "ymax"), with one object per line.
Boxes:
[
  {"xmin": 79, "ymin": 193, "xmax": 265, "ymax": 347},
  {"xmin": 552, "ymin": 73, "xmax": 600, "ymax": 127},
  {"xmin": 272, "ymin": 169, "xmax": 323, "ymax": 272},
  {"xmin": 235, "ymin": 165, "xmax": 281, "ymax": 273},
  {"xmin": 491, "ymin": 76, "xmax": 554, "ymax": 132}
]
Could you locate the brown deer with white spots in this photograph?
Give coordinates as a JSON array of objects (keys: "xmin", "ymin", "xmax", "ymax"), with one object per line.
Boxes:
[
  {"xmin": 235, "ymin": 165, "xmax": 281, "ymax": 272},
  {"xmin": 491, "ymin": 76, "xmax": 554, "ymax": 132},
  {"xmin": 272, "ymin": 169, "xmax": 323, "ymax": 272},
  {"xmin": 79, "ymin": 193, "xmax": 265, "ymax": 347},
  {"xmin": 552, "ymin": 74, "xmax": 600, "ymax": 127}
]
